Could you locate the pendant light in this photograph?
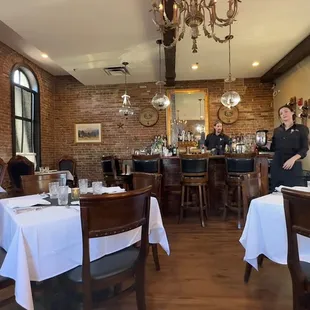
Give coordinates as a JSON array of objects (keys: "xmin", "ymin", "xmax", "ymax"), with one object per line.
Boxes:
[
  {"xmin": 151, "ymin": 39, "xmax": 170, "ymax": 110},
  {"xmin": 221, "ymin": 26, "xmax": 241, "ymax": 109},
  {"xmin": 119, "ymin": 62, "xmax": 134, "ymax": 117}
]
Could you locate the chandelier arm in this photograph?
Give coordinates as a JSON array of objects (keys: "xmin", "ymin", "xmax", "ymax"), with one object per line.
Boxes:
[{"xmin": 211, "ymin": 0, "xmax": 239, "ymax": 26}]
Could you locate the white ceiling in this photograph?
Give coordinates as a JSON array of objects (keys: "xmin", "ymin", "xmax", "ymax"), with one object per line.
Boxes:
[{"xmin": 0, "ymin": 0, "xmax": 309, "ymax": 85}]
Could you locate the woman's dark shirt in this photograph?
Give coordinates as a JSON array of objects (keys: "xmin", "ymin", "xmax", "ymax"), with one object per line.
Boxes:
[
  {"xmin": 204, "ymin": 133, "xmax": 229, "ymax": 150},
  {"xmin": 270, "ymin": 123, "xmax": 309, "ymax": 163}
]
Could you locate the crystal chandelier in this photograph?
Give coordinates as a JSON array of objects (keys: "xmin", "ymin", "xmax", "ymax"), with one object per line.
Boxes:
[
  {"xmin": 119, "ymin": 62, "xmax": 134, "ymax": 117},
  {"xmin": 173, "ymin": 110, "xmax": 187, "ymax": 125},
  {"xmin": 150, "ymin": 0, "xmax": 240, "ymax": 53},
  {"xmin": 152, "ymin": 39, "xmax": 171, "ymax": 110},
  {"xmin": 221, "ymin": 26, "xmax": 240, "ymax": 109}
]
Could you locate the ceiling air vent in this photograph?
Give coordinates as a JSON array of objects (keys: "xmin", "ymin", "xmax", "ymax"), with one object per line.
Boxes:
[{"xmin": 103, "ymin": 65, "xmax": 130, "ymax": 76}]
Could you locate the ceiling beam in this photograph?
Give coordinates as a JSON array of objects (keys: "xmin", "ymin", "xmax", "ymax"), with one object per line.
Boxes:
[
  {"xmin": 163, "ymin": 0, "xmax": 176, "ymax": 87},
  {"xmin": 261, "ymin": 34, "xmax": 310, "ymax": 83}
]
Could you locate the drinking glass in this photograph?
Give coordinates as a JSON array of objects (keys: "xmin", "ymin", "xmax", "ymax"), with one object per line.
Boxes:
[
  {"xmin": 78, "ymin": 179, "xmax": 88, "ymax": 194},
  {"xmin": 59, "ymin": 173, "xmax": 67, "ymax": 186},
  {"xmin": 92, "ymin": 181, "xmax": 103, "ymax": 195},
  {"xmin": 49, "ymin": 182, "xmax": 59, "ymax": 199},
  {"xmin": 57, "ymin": 186, "xmax": 69, "ymax": 206},
  {"xmin": 307, "ymin": 181, "xmax": 310, "ymax": 188},
  {"xmin": 44, "ymin": 167, "xmax": 50, "ymax": 173},
  {"xmin": 39, "ymin": 167, "xmax": 44, "ymax": 173}
]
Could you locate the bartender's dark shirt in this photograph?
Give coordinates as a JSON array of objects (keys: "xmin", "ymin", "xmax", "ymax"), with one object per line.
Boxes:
[
  {"xmin": 270, "ymin": 123, "xmax": 309, "ymax": 163},
  {"xmin": 204, "ymin": 133, "xmax": 229, "ymax": 150}
]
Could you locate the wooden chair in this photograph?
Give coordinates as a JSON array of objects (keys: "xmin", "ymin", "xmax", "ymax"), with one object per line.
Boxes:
[
  {"xmin": 179, "ymin": 154, "xmax": 209, "ymax": 228},
  {"xmin": 132, "ymin": 172, "xmax": 162, "ymax": 271},
  {"xmin": 7, "ymin": 155, "xmax": 34, "ymax": 194},
  {"xmin": 21, "ymin": 173, "xmax": 67, "ymax": 195},
  {"xmin": 0, "ymin": 247, "xmax": 15, "ymax": 307},
  {"xmin": 241, "ymin": 172, "xmax": 265, "ymax": 283},
  {"xmin": 282, "ymin": 188, "xmax": 310, "ymax": 310},
  {"xmin": 58, "ymin": 155, "xmax": 77, "ymax": 187},
  {"xmin": 102, "ymin": 155, "xmax": 132, "ymax": 190},
  {"xmin": 223, "ymin": 153, "xmax": 256, "ymax": 229},
  {"xmin": 0, "ymin": 158, "xmax": 7, "ymax": 187},
  {"xmin": 132, "ymin": 154, "xmax": 160, "ymax": 174},
  {"xmin": 63, "ymin": 186, "xmax": 151, "ymax": 310}
]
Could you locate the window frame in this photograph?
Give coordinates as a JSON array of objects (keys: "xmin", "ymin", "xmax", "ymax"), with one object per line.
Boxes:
[{"xmin": 10, "ymin": 65, "xmax": 41, "ymax": 167}]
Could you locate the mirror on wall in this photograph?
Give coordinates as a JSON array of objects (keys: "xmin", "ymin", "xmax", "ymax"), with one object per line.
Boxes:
[{"xmin": 166, "ymin": 89, "xmax": 209, "ymax": 148}]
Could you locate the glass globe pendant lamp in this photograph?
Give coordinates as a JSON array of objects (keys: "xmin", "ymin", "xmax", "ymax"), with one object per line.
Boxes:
[
  {"xmin": 152, "ymin": 39, "xmax": 171, "ymax": 110},
  {"xmin": 221, "ymin": 26, "xmax": 240, "ymax": 109},
  {"xmin": 119, "ymin": 62, "xmax": 134, "ymax": 117}
]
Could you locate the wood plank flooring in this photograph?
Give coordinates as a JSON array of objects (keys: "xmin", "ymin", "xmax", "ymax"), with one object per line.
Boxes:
[{"xmin": 1, "ymin": 216, "xmax": 293, "ymax": 309}]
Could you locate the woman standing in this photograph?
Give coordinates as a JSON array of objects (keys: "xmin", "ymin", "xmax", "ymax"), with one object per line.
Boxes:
[
  {"xmin": 204, "ymin": 120, "xmax": 229, "ymax": 153},
  {"xmin": 270, "ymin": 105, "xmax": 309, "ymax": 190}
]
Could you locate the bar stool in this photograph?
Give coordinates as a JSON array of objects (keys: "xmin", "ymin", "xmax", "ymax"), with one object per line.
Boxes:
[
  {"xmin": 223, "ymin": 153, "xmax": 256, "ymax": 229},
  {"xmin": 101, "ymin": 155, "xmax": 132, "ymax": 190},
  {"xmin": 132, "ymin": 154, "xmax": 160, "ymax": 173},
  {"xmin": 179, "ymin": 154, "xmax": 209, "ymax": 227}
]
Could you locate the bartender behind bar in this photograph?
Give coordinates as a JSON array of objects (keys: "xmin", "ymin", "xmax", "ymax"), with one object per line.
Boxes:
[{"xmin": 205, "ymin": 120, "xmax": 229, "ymax": 154}]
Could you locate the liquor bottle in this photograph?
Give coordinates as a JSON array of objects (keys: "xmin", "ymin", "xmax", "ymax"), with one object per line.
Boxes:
[{"xmin": 172, "ymin": 144, "xmax": 177, "ymax": 156}]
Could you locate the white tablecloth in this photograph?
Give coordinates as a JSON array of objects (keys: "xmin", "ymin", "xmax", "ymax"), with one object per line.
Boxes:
[
  {"xmin": 35, "ymin": 170, "xmax": 74, "ymax": 181},
  {"xmin": 239, "ymin": 186, "xmax": 310, "ymax": 270},
  {"xmin": 0, "ymin": 186, "xmax": 6, "ymax": 193},
  {"xmin": 0, "ymin": 195, "xmax": 169, "ymax": 310}
]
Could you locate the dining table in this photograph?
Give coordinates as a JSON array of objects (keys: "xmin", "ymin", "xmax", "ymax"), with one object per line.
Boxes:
[
  {"xmin": 0, "ymin": 188, "xmax": 170, "ymax": 310},
  {"xmin": 239, "ymin": 186, "xmax": 310, "ymax": 270},
  {"xmin": 35, "ymin": 170, "xmax": 74, "ymax": 181}
]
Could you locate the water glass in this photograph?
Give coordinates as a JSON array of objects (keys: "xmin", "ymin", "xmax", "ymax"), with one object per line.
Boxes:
[
  {"xmin": 39, "ymin": 167, "xmax": 44, "ymax": 173},
  {"xmin": 79, "ymin": 179, "xmax": 88, "ymax": 194},
  {"xmin": 307, "ymin": 181, "xmax": 310, "ymax": 188},
  {"xmin": 49, "ymin": 182, "xmax": 59, "ymax": 199},
  {"xmin": 44, "ymin": 167, "xmax": 50, "ymax": 173},
  {"xmin": 92, "ymin": 181, "xmax": 103, "ymax": 195},
  {"xmin": 58, "ymin": 186, "xmax": 69, "ymax": 206},
  {"xmin": 71, "ymin": 188, "xmax": 80, "ymax": 200},
  {"xmin": 59, "ymin": 173, "xmax": 67, "ymax": 186}
]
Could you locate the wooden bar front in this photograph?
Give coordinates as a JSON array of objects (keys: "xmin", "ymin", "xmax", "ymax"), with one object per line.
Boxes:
[{"xmin": 160, "ymin": 154, "xmax": 271, "ymax": 215}]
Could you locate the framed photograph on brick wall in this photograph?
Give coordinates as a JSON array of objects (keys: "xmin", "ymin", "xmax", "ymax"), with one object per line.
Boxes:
[{"xmin": 75, "ymin": 123, "xmax": 102, "ymax": 143}]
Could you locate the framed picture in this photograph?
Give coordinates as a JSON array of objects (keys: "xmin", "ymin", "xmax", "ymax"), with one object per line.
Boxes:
[{"xmin": 75, "ymin": 123, "xmax": 102, "ymax": 143}]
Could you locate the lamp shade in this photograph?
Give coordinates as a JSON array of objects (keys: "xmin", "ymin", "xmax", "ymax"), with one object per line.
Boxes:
[
  {"xmin": 151, "ymin": 93, "xmax": 171, "ymax": 110},
  {"xmin": 220, "ymin": 90, "xmax": 240, "ymax": 109}
]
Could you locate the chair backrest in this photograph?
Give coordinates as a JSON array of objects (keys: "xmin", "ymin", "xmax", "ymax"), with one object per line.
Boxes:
[
  {"xmin": 101, "ymin": 155, "xmax": 121, "ymax": 177},
  {"xmin": 132, "ymin": 172, "xmax": 162, "ymax": 204},
  {"xmin": 21, "ymin": 173, "xmax": 66, "ymax": 195},
  {"xmin": 58, "ymin": 155, "xmax": 76, "ymax": 176},
  {"xmin": 282, "ymin": 188, "xmax": 310, "ymax": 289},
  {"xmin": 226, "ymin": 153, "xmax": 256, "ymax": 174},
  {"xmin": 79, "ymin": 186, "xmax": 151, "ymax": 285},
  {"xmin": 180, "ymin": 154, "xmax": 208, "ymax": 177},
  {"xmin": 241, "ymin": 172, "xmax": 262, "ymax": 219},
  {"xmin": 0, "ymin": 158, "xmax": 7, "ymax": 187},
  {"xmin": 132, "ymin": 154, "xmax": 160, "ymax": 174},
  {"xmin": 8, "ymin": 155, "xmax": 35, "ymax": 190}
]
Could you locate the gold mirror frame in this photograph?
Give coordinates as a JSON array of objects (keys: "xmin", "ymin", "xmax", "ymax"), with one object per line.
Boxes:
[{"xmin": 166, "ymin": 89, "xmax": 209, "ymax": 145}]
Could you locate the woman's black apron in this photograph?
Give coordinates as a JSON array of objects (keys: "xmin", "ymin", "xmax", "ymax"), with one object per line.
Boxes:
[{"xmin": 270, "ymin": 151, "xmax": 304, "ymax": 190}]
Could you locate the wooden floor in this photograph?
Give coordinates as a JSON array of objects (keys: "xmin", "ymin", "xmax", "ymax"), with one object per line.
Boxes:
[{"xmin": 2, "ymin": 216, "xmax": 293, "ymax": 310}]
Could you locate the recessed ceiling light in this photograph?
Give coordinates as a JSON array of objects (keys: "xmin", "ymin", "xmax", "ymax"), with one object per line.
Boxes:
[
  {"xmin": 252, "ymin": 61, "xmax": 259, "ymax": 67},
  {"xmin": 191, "ymin": 63, "xmax": 199, "ymax": 70},
  {"xmin": 41, "ymin": 53, "xmax": 49, "ymax": 59}
]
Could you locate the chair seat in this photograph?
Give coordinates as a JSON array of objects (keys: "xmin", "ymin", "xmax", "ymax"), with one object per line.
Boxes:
[
  {"xmin": 181, "ymin": 177, "xmax": 208, "ymax": 185},
  {"xmin": 66, "ymin": 246, "xmax": 139, "ymax": 283}
]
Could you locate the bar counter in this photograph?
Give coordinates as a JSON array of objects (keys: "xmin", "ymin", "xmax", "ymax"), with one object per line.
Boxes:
[{"xmin": 123, "ymin": 153, "xmax": 273, "ymax": 215}]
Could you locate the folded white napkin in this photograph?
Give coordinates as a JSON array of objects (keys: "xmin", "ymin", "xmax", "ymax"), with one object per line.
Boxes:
[
  {"xmin": 3, "ymin": 195, "xmax": 51, "ymax": 209},
  {"xmin": 275, "ymin": 185, "xmax": 310, "ymax": 193},
  {"xmin": 102, "ymin": 187, "xmax": 126, "ymax": 194},
  {"xmin": 86, "ymin": 186, "xmax": 125, "ymax": 194}
]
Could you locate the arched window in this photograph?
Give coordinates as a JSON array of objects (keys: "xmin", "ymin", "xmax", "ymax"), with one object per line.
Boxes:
[{"xmin": 11, "ymin": 66, "xmax": 40, "ymax": 166}]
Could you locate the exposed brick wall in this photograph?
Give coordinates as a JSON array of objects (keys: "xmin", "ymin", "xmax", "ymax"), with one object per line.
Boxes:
[
  {"xmin": 0, "ymin": 41, "xmax": 55, "ymax": 187},
  {"xmin": 54, "ymin": 77, "xmax": 273, "ymax": 180}
]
